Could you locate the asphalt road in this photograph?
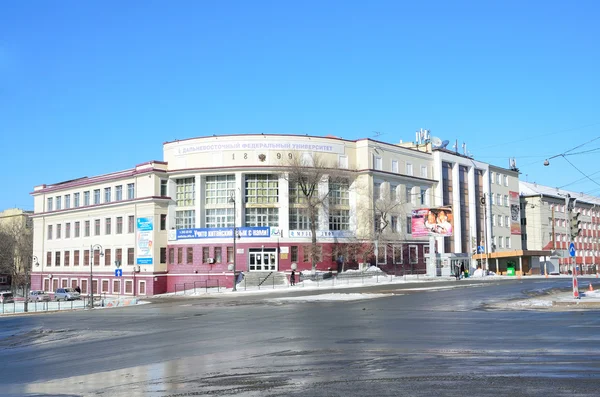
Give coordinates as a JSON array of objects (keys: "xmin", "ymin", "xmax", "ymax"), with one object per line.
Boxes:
[{"xmin": 2, "ymin": 278, "xmax": 600, "ymax": 397}]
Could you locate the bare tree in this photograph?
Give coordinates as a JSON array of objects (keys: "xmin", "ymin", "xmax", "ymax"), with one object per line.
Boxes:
[
  {"xmin": 0, "ymin": 220, "xmax": 33, "ymax": 295},
  {"xmin": 282, "ymin": 152, "xmax": 351, "ymax": 274}
]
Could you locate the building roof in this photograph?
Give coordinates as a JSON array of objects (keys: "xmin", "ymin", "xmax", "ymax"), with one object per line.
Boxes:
[{"xmin": 519, "ymin": 181, "xmax": 600, "ymax": 206}]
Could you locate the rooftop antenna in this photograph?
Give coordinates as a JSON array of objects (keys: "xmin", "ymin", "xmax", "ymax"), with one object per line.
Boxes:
[{"xmin": 372, "ymin": 131, "xmax": 384, "ymax": 138}]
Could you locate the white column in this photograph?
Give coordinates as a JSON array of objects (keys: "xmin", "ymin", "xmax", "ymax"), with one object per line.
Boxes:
[
  {"xmin": 452, "ymin": 163, "xmax": 461, "ymax": 253},
  {"xmin": 195, "ymin": 175, "xmax": 202, "ymax": 228},
  {"xmin": 235, "ymin": 172, "xmax": 244, "ymax": 227},
  {"xmin": 279, "ymin": 174, "xmax": 289, "ymax": 237},
  {"xmin": 467, "ymin": 166, "xmax": 477, "ymax": 255},
  {"xmin": 318, "ymin": 176, "xmax": 330, "ymax": 232}
]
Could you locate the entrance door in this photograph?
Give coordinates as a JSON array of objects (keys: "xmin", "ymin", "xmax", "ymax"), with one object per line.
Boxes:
[{"xmin": 248, "ymin": 248, "xmax": 277, "ymax": 271}]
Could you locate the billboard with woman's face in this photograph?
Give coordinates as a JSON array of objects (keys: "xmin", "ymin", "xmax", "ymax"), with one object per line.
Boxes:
[{"xmin": 411, "ymin": 206, "xmax": 453, "ymax": 237}]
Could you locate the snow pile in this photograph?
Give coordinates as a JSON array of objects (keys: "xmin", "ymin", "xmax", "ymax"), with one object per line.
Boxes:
[{"xmin": 271, "ymin": 292, "xmax": 394, "ymax": 302}]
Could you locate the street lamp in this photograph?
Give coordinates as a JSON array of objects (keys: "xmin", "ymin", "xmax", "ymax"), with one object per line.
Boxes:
[
  {"xmin": 228, "ymin": 194, "xmax": 237, "ymax": 291},
  {"xmin": 24, "ymin": 256, "xmax": 38, "ymax": 313},
  {"xmin": 89, "ymin": 244, "xmax": 103, "ymax": 308}
]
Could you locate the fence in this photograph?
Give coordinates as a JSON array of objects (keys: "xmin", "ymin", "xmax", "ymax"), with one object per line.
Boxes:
[
  {"xmin": 174, "ymin": 279, "xmax": 221, "ymax": 295},
  {"xmin": 0, "ymin": 295, "xmax": 136, "ymax": 315}
]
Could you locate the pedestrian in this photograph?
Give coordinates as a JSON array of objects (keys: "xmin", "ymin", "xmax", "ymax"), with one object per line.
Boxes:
[
  {"xmin": 75, "ymin": 285, "xmax": 81, "ymax": 293},
  {"xmin": 455, "ymin": 264, "xmax": 461, "ymax": 280},
  {"xmin": 460, "ymin": 263, "xmax": 465, "ymax": 279},
  {"xmin": 290, "ymin": 270, "xmax": 296, "ymax": 286}
]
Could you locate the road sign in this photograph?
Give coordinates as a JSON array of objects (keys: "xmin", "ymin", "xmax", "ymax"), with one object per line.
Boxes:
[
  {"xmin": 115, "ymin": 269, "xmax": 123, "ymax": 277},
  {"xmin": 569, "ymin": 242, "xmax": 576, "ymax": 257},
  {"xmin": 477, "ymin": 246, "xmax": 485, "ymax": 254}
]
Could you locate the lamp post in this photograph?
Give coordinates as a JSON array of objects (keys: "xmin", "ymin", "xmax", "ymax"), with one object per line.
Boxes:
[
  {"xmin": 228, "ymin": 194, "xmax": 237, "ymax": 291},
  {"xmin": 89, "ymin": 244, "xmax": 103, "ymax": 308},
  {"xmin": 24, "ymin": 256, "xmax": 38, "ymax": 313}
]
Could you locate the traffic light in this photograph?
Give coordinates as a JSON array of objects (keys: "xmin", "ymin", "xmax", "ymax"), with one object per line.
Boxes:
[{"xmin": 570, "ymin": 211, "xmax": 582, "ymax": 239}]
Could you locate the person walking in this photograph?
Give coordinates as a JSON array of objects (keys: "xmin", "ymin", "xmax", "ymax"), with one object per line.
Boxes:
[
  {"xmin": 454, "ymin": 263, "xmax": 461, "ymax": 280},
  {"xmin": 290, "ymin": 270, "xmax": 296, "ymax": 286}
]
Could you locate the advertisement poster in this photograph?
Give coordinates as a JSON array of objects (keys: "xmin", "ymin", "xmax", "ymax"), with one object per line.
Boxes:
[
  {"xmin": 412, "ymin": 206, "xmax": 453, "ymax": 237},
  {"xmin": 136, "ymin": 217, "xmax": 153, "ymax": 265},
  {"xmin": 509, "ymin": 191, "xmax": 521, "ymax": 235}
]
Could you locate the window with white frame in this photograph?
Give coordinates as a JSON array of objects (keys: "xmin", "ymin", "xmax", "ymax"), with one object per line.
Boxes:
[
  {"xmin": 65, "ymin": 194, "xmax": 70, "ymax": 209},
  {"xmin": 498, "ymin": 215, "xmax": 503, "ymax": 227},
  {"xmin": 206, "ymin": 208, "xmax": 233, "ymax": 228},
  {"xmin": 390, "ymin": 185, "xmax": 397, "ymax": 202},
  {"xmin": 374, "ymin": 183, "xmax": 382, "ymax": 200},
  {"xmin": 47, "ymin": 197, "xmax": 53, "ymax": 211},
  {"xmin": 176, "ymin": 177, "xmax": 195, "ymax": 206},
  {"xmin": 289, "ymin": 183, "xmax": 308, "ymax": 204},
  {"xmin": 373, "ymin": 155, "xmax": 382, "ymax": 170},
  {"xmin": 175, "ymin": 210, "xmax": 196, "ymax": 229},
  {"xmin": 245, "ymin": 174, "xmax": 278, "ymax": 204},
  {"xmin": 492, "ymin": 216, "xmax": 496, "ymax": 226},
  {"xmin": 289, "ymin": 207, "xmax": 317, "ymax": 230},
  {"xmin": 506, "ymin": 237, "xmax": 511, "ymax": 248},
  {"xmin": 329, "ymin": 209, "xmax": 350, "ymax": 230},
  {"xmin": 329, "ymin": 179, "xmax": 350, "ymax": 206},
  {"xmin": 420, "ymin": 188, "xmax": 427, "ymax": 205},
  {"xmin": 104, "ymin": 187, "xmax": 111, "ymax": 203},
  {"xmin": 405, "ymin": 186, "xmax": 413, "ymax": 204},
  {"xmin": 496, "ymin": 173, "xmax": 501, "ymax": 184},
  {"xmin": 498, "ymin": 237, "xmax": 503, "ymax": 248},
  {"xmin": 504, "ymin": 175, "xmax": 508, "ymax": 186},
  {"xmin": 409, "ymin": 245, "xmax": 418, "ymax": 264},
  {"xmin": 392, "ymin": 160, "xmax": 398, "ymax": 173},
  {"xmin": 84, "ymin": 191, "xmax": 90, "ymax": 206},
  {"xmin": 245, "ymin": 207, "xmax": 279, "ymax": 227},
  {"xmin": 74, "ymin": 193, "xmax": 80, "ymax": 207},
  {"xmin": 406, "ymin": 163, "xmax": 413, "ymax": 176},
  {"xmin": 377, "ymin": 244, "xmax": 386, "ymax": 264},
  {"xmin": 393, "ymin": 245, "xmax": 403, "ymax": 263},
  {"xmin": 56, "ymin": 196, "xmax": 62, "ymax": 210},
  {"xmin": 93, "ymin": 189, "xmax": 100, "ymax": 205},
  {"xmin": 127, "ymin": 183, "xmax": 135, "ymax": 199},
  {"xmin": 490, "ymin": 172, "xmax": 495, "ymax": 184},
  {"xmin": 504, "ymin": 195, "xmax": 509, "ymax": 207},
  {"xmin": 490, "ymin": 194, "xmax": 494, "ymax": 205},
  {"xmin": 338, "ymin": 155, "xmax": 348, "ymax": 169},
  {"xmin": 496, "ymin": 193, "xmax": 501, "ymax": 205},
  {"xmin": 505, "ymin": 216, "xmax": 509, "ymax": 227},
  {"xmin": 205, "ymin": 175, "xmax": 235, "ymax": 204},
  {"xmin": 391, "ymin": 216, "xmax": 398, "ymax": 233},
  {"xmin": 420, "ymin": 165, "xmax": 427, "ymax": 178},
  {"xmin": 116, "ymin": 185, "xmax": 122, "ymax": 201}
]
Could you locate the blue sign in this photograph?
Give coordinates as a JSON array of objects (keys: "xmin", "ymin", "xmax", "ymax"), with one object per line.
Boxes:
[
  {"xmin": 569, "ymin": 242, "xmax": 576, "ymax": 257},
  {"xmin": 137, "ymin": 217, "xmax": 154, "ymax": 231},
  {"xmin": 176, "ymin": 226, "xmax": 270, "ymax": 240},
  {"xmin": 477, "ymin": 246, "xmax": 485, "ymax": 254},
  {"xmin": 115, "ymin": 269, "xmax": 123, "ymax": 277},
  {"xmin": 137, "ymin": 258, "xmax": 153, "ymax": 265}
]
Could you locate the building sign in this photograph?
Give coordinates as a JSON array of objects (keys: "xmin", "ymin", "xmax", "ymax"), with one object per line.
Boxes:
[
  {"xmin": 174, "ymin": 139, "xmax": 345, "ymax": 156},
  {"xmin": 510, "ymin": 191, "xmax": 521, "ymax": 235},
  {"xmin": 412, "ymin": 206, "xmax": 453, "ymax": 237},
  {"xmin": 136, "ymin": 217, "xmax": 153, "ymax": 265},
  {"xmin": 288, "ymin": 230, "xmax": 353, "ymax": 238},
  {"xmin": 176, "ymin": 226, "xmax": 270, "ymax": 240}
]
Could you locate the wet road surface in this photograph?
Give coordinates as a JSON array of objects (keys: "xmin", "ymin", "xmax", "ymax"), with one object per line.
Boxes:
[{"xmin": 1, "ymin": 278, "xmax": 600, "ymax": 396}]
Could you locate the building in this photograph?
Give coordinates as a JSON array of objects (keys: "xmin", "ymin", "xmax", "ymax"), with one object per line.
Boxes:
[
  {"xmin": 31, "ymin": 133, "xmax": 523, "ymax": 295},
  {"xmin": 0, "ymin": 208, "xmax": 33, "ymax": 290},
  {"xmin": 519, "ymin": 181, "xmax": 600, "ymax": 275}
]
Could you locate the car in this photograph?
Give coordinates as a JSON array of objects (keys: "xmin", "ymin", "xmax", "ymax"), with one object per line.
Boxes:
[
  {"xmin": 0, "ymin": 291, "xmax": 14, "ymax": 304},
  {"xmin": 54, "ymin": 288, "xmax": 81, "ymax": 301},
  {"xmin": 29, "ymin": 290, "xmax": 51, "ymax": 302}
]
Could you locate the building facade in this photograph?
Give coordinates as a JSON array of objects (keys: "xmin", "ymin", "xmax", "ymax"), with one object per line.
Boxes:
[
  {"xmin": 31, "ymin": 133, "xmax": 525, "ymax": 295},
  {"xmin": 0, "ymin": 208, "xmax": 33, "ymax": 290}
]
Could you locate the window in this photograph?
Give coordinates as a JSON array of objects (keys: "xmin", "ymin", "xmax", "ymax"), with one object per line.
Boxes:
[
  {"xmin": 291, "ymin": 246, "xmax": 298, "ymax": 262},
  {"xmin": 105, "ymin": 218, "xmax": 111, "ymax": 234},
  {"xmin": 104, "ymin": 187, "xmax": 111, "ymax": 203},
  {"xmin": 176, "ymin": 210, "xmax": 196, "ymax": 229},
  {"xmin": 373, "ymin": 183, "xmax": 381, "ymax": 200},
  {"xmin": 128, "ymin": 216, "xmax": 135, "ymax": 233},
  {"xmin": 94, "ymin": 219, "xmax": 101, "ymax": 236},
  {"xmin": 125, "ymin": 280, "xmax": 133, "ymax": 294},
  {"xmin": 498, "ymin": 215, "xmax": 503, "ymax": 227},
  {"xmin": 84, "ymin": 191, "xmax": 90, "ymax": 206},
  {"xmin": 506, "ymin": 237, "xmax": 511, "ymax": 248},
  {"xmin": 93, "ymin": 189, "xmax": 100, "ymax": 205},
  {"xmin": 47, "ymin": 225, "xmax": 53, "ymax": 240},
  {"xmin": 409, "ymin": 245, "xmax": 418, "ymax": 264},
  {"xmin": 420, "ymin": 166, "xmax": 428, "ymax": 178},
  {"xmin": 338, "ymin": 155, "xmax": 348, "ymax": 169},
  {"xmin": 205, "ymin": 175, "xmax": 235, "ymax": 204},
  {"xmin": 377, "ymin": 244, "xmax": 386, "ymax": 264},
  {"xmin": 391, "ymin": 216, "xmax": 398, "ymax": 233},
  {"xmin": 406, "ymin": 216, "xmax": 412, "ymax": 234},
  {"xmin": 116, "ymin": 185, "xmax": 123, "ymax": 201},
  {"xmin": 373, "ymin": 155, "xmax": 382, "ymax": 170},
  {"xmin": 65, "ymin": 194, "xmax": 71, "ymax": 209},
  {"xmin": 214, "ymin": 247, "xmax": 222, "ymax": 263},
  {"xmin": 187, "ymin": 247, "xmax": 193, "ymax": 264},
  {"xmin": 47, "ymin": 197, "xmax": 53, "ymax": 211},
  {"xmin": 104, "ymin": 249, "xmax": 111, "ymax": 266},
  {"xmin": 64, "ymin": 251, "xmax": 70, "ymax": 266},
  {"xmin": 496, "ymin": 194, "xmax": 501, "ymax": 205},
  {"xmin": 329, "ymin": 210, "xmax": 350, "ymax": 230},
  {"xmin": 168, "ymin": 248, "xmax": 174, "ymax": 264},
  {"xmin": 393, "ymin": 245, "xmax": 403, "ymax": 264},
  {"xmin": 113, "ymin": 280, "xmax": 121, "ymax": 295},
  {"xmin": 390, "ymin": 186, "xmax": 397, "ymax": 202},
  {"xmin": 490, "ymin": 194, "xmax": 494, "ymax": 205},
  {"xmin": 289, "ymin": 182, "xmax": 308, "ymax": 204},
  {"xmin": 116, "ymin": 249, "xmax": 122, "ymax": 266},
  {"xmin": 289, "ymin": 208, "xmax": 317, "ymax": 230},
  {"xmin": 127, "ymin": 183, "xmax": 135, "ymax": 200},
  {"xmin": 46, "ymin": 251, "xmax": 52, "ymax": 266},
  {"xmin": 202, "ymin": 247, "xmax": 209, "ymax": 263},
  {"xmin": 65, "ymin": 222, "xmax": 71, "ymax": 238},
  {"xmin": 245, "ymin": 208, "xmax": 279, "ymax": 227},
  {"xmin": 420, "ymin": 189, "xmax": 426, "ymax": 205},
  {"xmin": 496, "ymin": 173, "xmax": 501, "ymax": 184},
  {"xmin": 93, "ymin": 249, "xmax": 100, "ymax": 266},
  {"xmin": 206, "ymin": 208, "xmax": 232, "ymax": 228},
  {"xmin": 498, "ymin": 237, "xmax": 503, "ymax": 248},
  {"xmin": 74, "ymin": 193, "xmax": 80, "ymax": 207},
  {"xmin": 177, "ymin": 247, "xmax": 183, "ymax": 264},
  {"xmin": 504, "ymin": 175, "xmax": 508, "ymax": 186},
  {"xmin": 74, "ymin": 250, "xmax": 80, "ymax": 266},
  {"xmin": 160, "ymin": 214, "xmax": 167, "ymax": 230},
  {"xmin": 227, "ymin": 246, "xmax": 234, "ymax": 263},
  {"xmin": 490, "ymin": 172, "xmax": 495, "ymax": 184},
  {"xmin": 392, "ymin": 160, "xmax": 398, "ymax": 173},
  {"xmin": 505, "ymin": 216, "xmax": 510, "ymax": 227},
  {"xmin": 56, "ymin": 196, "xmax": 62, "ymax": 210},
  {"xmin": 56, "ymin": 224, "xmax": 62, "ymax": 239},
  {"xmin": 245, "ymin": 174, "xmax": 279, "ymax": 204},
  {"xmin": 160, "ymin": 180, "xmax": 168, "ymax": 196},
  {"xmin": 160, "ymin": 247, "xmax": 166, "ymax": 264},
  {"xmin": 406, "ymin": 163, "xmax": 413, "ymax": 176},
  {"xmin": 405, "ymin": 186, "xmax": 413, "ymax": 204},
  {"xmin": 127, "ymin": 248, "xmax": 134, "ymax": 265},
  {"xmin": 504, "ymin": 195, "xmax": 509, "ymax": 207},
  {"xmin": 55, "ymin": 251, "xmax": 61, "ymax": 266},
  {"xmin": 329, "ymin": 179, "xmax": 350, "ymax": 206},
  {"xmin": 116, "ymin": 217, "xmax": 123, "ymax": 234},
  {"xmin": 176, "ymin": 178, "xmax": 195, "ymax": 206}
]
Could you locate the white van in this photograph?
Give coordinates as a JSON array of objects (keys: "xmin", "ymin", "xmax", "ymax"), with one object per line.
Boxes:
[{"xmin": 0, "ymin": 291, "xmax": 14, "ymax": 304}]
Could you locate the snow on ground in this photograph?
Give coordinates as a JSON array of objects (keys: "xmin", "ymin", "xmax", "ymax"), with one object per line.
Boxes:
[{"xmin": 271, "ymin": 292, "xmax": 395, "ymax": 302}]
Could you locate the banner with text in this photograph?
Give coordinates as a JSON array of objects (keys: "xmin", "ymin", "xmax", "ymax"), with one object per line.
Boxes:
[
  {"xmin": 411, "ymin": 206, "xmax": 454, "ymax": 237},
  {"xmin": 176, "ymin": 227, "xmax": 270, "ymax": 240},
  {"xmin": 510, "ymin": 191, "xmax": 521, "ymax": 235}
]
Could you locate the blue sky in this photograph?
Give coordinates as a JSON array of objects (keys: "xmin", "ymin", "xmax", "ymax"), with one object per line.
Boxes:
[{"xmin": 2, "ymin": 0, "xmax": 599, "ymax": 210}]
